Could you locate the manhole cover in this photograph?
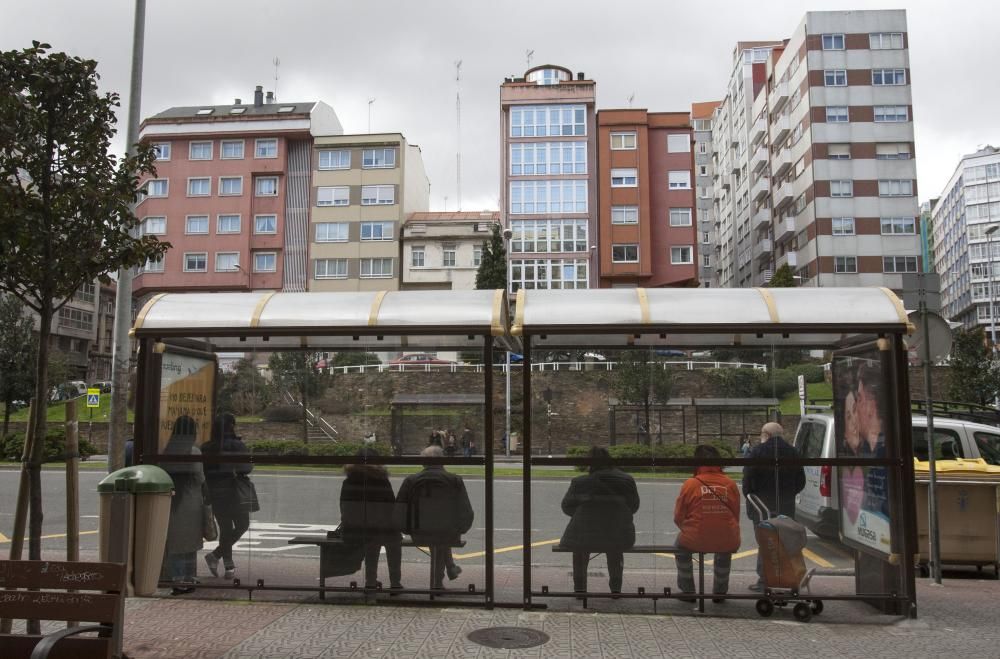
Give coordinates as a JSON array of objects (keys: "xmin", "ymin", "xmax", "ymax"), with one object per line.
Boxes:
[{"xmin": 467, "ymin": 626, "xmax": 550, "ymax": 649}]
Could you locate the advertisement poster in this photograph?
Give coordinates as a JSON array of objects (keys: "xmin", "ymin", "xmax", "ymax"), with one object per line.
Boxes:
[
  {"xmin": 158, "ymin": 350, "xmax": 216, "ymax": 452},
  {"xmin": 833, "ymin": 350, "xmax": 892, "ymax": 557}
]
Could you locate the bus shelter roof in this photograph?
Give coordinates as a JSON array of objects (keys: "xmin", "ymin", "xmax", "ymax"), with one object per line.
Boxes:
[
  {"xmin": 131, "ymin": 290, "xmax": 513, "ymax": 351},
  {"xmin": 511, "ymin": 287, "xmax": 909, "ymax": 348}
]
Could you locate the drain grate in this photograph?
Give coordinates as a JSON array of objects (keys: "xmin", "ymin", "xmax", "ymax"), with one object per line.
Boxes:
[{"xmin": 467, "ymin": 626, "xmax": 550, "ymax": 650}]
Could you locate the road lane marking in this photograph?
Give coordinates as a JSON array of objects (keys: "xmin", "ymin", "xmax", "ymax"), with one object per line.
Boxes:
[
  {"xmin": 454, "ymin": 538, "xmax": 560, "ymax": 560},
  {"xmin": 0, "ymin": 532, "xmax": 8, "ymax": 542},
  {"xmin": 0, "ymin": 530, "xmax": 98, "ymax": 544},
  {"xmin": 802, "ymin": 547, "xmax": 835, "ymax": 568}
]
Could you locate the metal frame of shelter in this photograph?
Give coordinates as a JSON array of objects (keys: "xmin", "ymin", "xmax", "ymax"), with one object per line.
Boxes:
[
  {"xmin": 511, "ymin": 286, "xmax": 919, "ymax": 616},
  {"xmin": 130, "ymin": 289, "xmax": 513, "ymax": 607}
]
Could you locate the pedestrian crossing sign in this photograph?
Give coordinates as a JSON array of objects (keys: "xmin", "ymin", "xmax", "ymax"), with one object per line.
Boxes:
[{"xmin": 86, "ymin": 388, "xmax": 100, "ymax": 408}]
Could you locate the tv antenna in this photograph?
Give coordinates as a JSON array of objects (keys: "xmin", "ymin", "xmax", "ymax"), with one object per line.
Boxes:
[
  {"xmin": 273, "ymin": 57, "xmax": 280, "ymax": 100},
  {"xmin": 455, "ymin": 59, "xmax": 463, "ymax": 211},
  {"xmin": 526, "ymin": 49, "xmax": 534, "ymax": 68},
  {"xmin": 368, "ymin": 98, "xmax": 376, "ymax": 134},
  {"xmin": 627, "ymin": 92, "xmax": 635, "ymax": 108}
]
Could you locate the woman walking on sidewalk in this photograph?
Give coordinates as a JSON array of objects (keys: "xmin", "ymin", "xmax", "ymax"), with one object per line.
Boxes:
[{"xmin": 203, "ymin": 414, "xmax": 258, "ymax": 580}]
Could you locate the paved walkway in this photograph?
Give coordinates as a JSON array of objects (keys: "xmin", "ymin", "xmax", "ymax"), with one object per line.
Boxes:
[{"xmin": 110, "ymin": 576, "xmax": 999, "ymax": 658}]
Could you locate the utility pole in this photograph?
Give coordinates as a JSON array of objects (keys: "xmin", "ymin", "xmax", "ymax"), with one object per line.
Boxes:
[
  {"xmin": 455, "ymin": 60, "xmax": 462, "ymax": 211},
  {"xmin": 108, "ymin": 0, "xmax": 146, "ymax": 473}
]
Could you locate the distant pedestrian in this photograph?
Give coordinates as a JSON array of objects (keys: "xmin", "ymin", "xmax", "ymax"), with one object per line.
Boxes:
[
  {"xmin": 739, "ymin": 435, "xmax": 751, "ymax": 458},
  {"xmin": 461, "ymin": 426, "xmax": 474, "ymax": 457}
]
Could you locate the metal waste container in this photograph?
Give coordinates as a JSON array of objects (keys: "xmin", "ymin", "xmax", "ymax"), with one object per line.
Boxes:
[
  {"xmin": 914, "ymin": 458, "xmax": 1000, "ymax": 577},
  {"xmin": 98, "ymin": 465, "xmax": 174, "ymax": 595}
]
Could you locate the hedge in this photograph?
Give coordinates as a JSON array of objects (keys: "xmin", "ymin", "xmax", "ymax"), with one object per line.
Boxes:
[
  {"xmin": 1, "ymin": 430, "xmax": 97, "ymax": 463},
  {"xmin": 246, "ymin": 440, "xmax": 388, "ymax": 458},
  {"xmin": 566, "ymin": 441, "xmax": 735, "ymax": 471}
]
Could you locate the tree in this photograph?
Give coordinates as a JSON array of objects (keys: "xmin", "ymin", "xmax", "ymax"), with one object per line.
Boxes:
[
  {"xmin": 947, "ymin": 327, "xmax": 1000, "ymax": 406},
  {"xmin": 768, "ymin": 264, "xmax": 797, "ymax": 287},
  {"xmin": 0, "ymin": 295, "xmax": 37, "ymax": 436},
  {"xmin": 475, "ymin": 224, "xmax": 507, "ymax": 290},
  {"xmin": 0, "ymin": 43, "xmax": 168, "ymax": 565},
  {"xmin": 217, "ymin": 358, "xmax": 272, "ymax": 416},
  {"xmin": 611, "ymin": 350, "xmax": 674, "ymax": 445}
]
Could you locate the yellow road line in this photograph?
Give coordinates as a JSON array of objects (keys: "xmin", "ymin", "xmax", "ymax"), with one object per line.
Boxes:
[
  {"xmin": 0, "ymin": 530, "xmax": 98, "ymax": 544},
  {"xmin": 454, "ymin": 539, "xmax": 560, "ymax": 560},
  {"xmin": 655, "ymin": 548, "xmax": 759, "ymax": 564},
  {"xmin": 802, "ymin": 547, "xmax": 835, "ymax": 568},
  {"xmin": 0, "ymin": 532, "xmax": 8, "ymax": 542}
]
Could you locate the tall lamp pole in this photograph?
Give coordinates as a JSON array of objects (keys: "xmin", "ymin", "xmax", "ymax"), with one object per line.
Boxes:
[{"xmin": 987, "ymin": 226, "xmax": 999, "ymax": 352}]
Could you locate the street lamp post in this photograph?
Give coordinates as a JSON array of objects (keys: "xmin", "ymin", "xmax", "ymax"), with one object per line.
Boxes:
[{"xmin": 987, "ymin": 226, "xmax": 999, "ymax": 351}]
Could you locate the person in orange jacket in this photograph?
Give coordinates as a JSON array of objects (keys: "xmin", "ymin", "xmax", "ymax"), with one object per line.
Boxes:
[{"xmin": 673, "ymin": 444, "xmax": 741, "ymax": 602}]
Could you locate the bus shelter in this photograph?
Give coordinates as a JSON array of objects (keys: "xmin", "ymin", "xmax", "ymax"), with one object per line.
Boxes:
[
  {"xmin": 512, "ymin": 287, "xmax": 918, "ymax": 618},
  {"xmin": 130, "ymin": 289, "xmax": 512, "ymax": 606}
]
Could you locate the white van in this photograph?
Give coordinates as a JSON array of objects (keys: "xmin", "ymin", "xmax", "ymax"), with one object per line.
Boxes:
[{"xmin": 792, "ymin": 413, "xmax": 1000, "ymax": 539}]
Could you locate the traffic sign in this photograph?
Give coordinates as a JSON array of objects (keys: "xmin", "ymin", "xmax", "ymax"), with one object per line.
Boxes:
[{"xmin": 86, "ymin": 388, "xmax": 100, "ymax": 408}]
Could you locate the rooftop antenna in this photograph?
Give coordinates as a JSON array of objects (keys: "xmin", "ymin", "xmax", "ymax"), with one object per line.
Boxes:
[
  {"xmin": 368, "ymin": 98, "xmax": 375, "ymax": 133},
  {"xmin": 627, "ymin": 92, "xmax": 635, "ymax": 108},
  {"xmin": 526, "ymin": 49, "xmax": 534, "ymax": 68},
  {"xmin": 273, "ymin": 57, "xmax": 280, "ymax": 101},
  {"xmin": 455, "ymin": 59, "xmax": 463, "ymax": 211}
]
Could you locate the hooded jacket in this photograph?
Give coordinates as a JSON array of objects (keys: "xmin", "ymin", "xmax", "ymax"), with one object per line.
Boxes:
[
  {"xmin": 339, "ymin": 463, "xmax": 402, "ymax": 544},
  {"xmin": 742, "ymin": 435, "xmax": 806, "ymax": 521},
  {"xmin": 560, "ymin": 468, "xmax": 640, "ymax": 552},
  {"xmin": 674, "ymin": 466, "xmax": 741, "ymax": 553},
  {"xmin": 394, "ymin": 466, "xmax": 474, "ymax": 545}
]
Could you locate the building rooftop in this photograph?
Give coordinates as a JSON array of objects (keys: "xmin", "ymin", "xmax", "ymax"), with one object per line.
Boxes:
[
  {"xmin": 405, "ymin": 211, "xmax": 500, "ymax": 224},
  {"xmin": 691, "ymin": 101, "xmax": 722, "ymax": 119},
  {"xmin": 147, "ymin": 102, "xmax": 315, "ymax": 121}
]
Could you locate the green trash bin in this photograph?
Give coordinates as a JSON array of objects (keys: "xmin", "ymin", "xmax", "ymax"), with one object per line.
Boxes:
[{"xmin": 98, "ymin": 466, "xmax": 174, "ymax": 596}]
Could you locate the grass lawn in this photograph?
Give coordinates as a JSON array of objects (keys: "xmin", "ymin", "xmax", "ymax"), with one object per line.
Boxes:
[
  {"xmin": 778, "ymin": 380, "xmax": 832, "ymax": 415},
  {"xmin": 2, "ymin": 395, "xmax": 134, "ymax": 424}
]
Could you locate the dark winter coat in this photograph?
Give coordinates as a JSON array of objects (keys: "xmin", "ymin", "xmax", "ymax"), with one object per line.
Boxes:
[
  {"xmin": 202, "ymin": 434, "xmax": 253, "ymax": 511},
  {"xmin": 394, "ymin": 466, "xmax": 474, "ymax": 545},
  {"xmin": 560, "ymin": 468, "xmax": 640, "ymax": 552},
  {"xmin": 339, "ymin": 463, "xmax": 402, "ymax": 545},
  {"xmin": 742, "ymin": 435, "xmax": 806, "ymax": 522},
  {"xmin": 162, "ymin": 436, "xmax": 205, "ymax": 555}
]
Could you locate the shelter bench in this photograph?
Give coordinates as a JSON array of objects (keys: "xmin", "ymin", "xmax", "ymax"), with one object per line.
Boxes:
[
  {"xmin": 288, "ymin": 536, "xmax": 467, "ymax": 600},
  {"xmin": 0, "ymin": 559, "xmax": 126, "ymax": 659},
  {"xmin": 552, "ymin": 544, "xmax": 708, "ymax": 612}
]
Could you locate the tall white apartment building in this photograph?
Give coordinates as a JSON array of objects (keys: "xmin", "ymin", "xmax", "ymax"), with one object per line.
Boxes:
[
  {"xmin": 932, "ymin": 146, "xmax": 1000, "ymax": 338},
  {"xmin": 692, "ymin": 102, "xmax": 720, "ymax": 288}
]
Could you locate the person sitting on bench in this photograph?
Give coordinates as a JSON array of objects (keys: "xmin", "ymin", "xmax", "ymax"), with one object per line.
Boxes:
[
  {"xmin": 560, "ymin": 446, "xmax": 640, "ymax": 594},
  {"xmin": 673, "ymin": 444, "xmax": 741, "ymax": 603},
  {"xmin": 340, "ymin": 447, "xmax": 403, "ymax": 591},
  {"xmin": 395, "ymin": 445, "xmax": 474, "ymax": 588}
]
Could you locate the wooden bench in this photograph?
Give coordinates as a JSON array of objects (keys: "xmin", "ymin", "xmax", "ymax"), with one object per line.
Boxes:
[
  {"xmin": 287, "ymin": 535, "xmax": 466, "ymax": 599},
  {"xmin": 0, "ymin": 559, "xmax": 126, "ymax": 659},
  {"xmin": 552, "ymin": 544, "xmax": 708, "ymax": 612}
]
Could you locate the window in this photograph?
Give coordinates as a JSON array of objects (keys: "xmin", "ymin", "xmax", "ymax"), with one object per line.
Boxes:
[
  {"xmin": 317, "ymin": 186, "xmax": 349, "ymax": 206},
  {"xmin": 509, "ymin": 180, "xmax": 588, "ymax": 214},
  {"xmin": 832, "ymin": 217, "xmax": 855, "ymax": 235},
  {"xmin": 834, "ymin": 256, "xmax": 857, "ymax": 273},
  {"xmin": 509, "ymin": 258, "xmax": 589, "ymax": 291},
  {"xmin": 57, "ymin": 308, "xmax": 93, "ymax": 332},
  {"xmin": 255, "ymin": 138, "xmax": 277, "ymax": 158},
  {"xmin": 143, "ymin": 256, "xmax": 164, "ymax": 273},
  {"xmin": 411, "ymin": 247, "xmax": 425, "ymax": 267},
  {"xmin": 152, "ymin": 143, "xmax": 170, "ymax": 160},
  {"xmin": 874, "ymin": 105, "xmax": 908, "ymax": 122},
  {"xmin": 510, "ymin": 219, "xmax": 588, "ymax": 253},
  {"xmin": 830, "ymin": 180, "xmax": 853, "ymax": 197},
  {"xmin": 255, "ymin": 176, "xmax": 278, "ymax": 196},
  {"xmin": 670, "ymin": 246, "xmax": 693, "ymax": 264},
  {"xmin": 189, "ymin": 141, "xmax": 212, "ymax": 160},
  {"xmin": 879, "ymin": 179, "xmax": 913, "ymax": 197},
  {"xmin": 876, "ymin": 143, "xmax": 912, "ymax": 160},
  {"xmin": 314, "ymin": 258, "xmax": 348, "ymax": 279},
  {"xmin": 883, "ymin": 256, "xmax": 918, "ymax": 273},
  {"xmin": 823, "ymin": 69, "xmax": 847, "ymax": 86},
  {"xmin": 254, "ymin": 215, "xmax": 277, "ymax": 234},
  {"xmin": 473, "ymin": 247, "xmax": 482, "ymax": 267},
  {"xmin": 360, "ymin": 257, "xmax": 393, "ymax": 278},
  {"xmin": 219, "ymin": 177, "xmax": 242, "ymax": 196},
  {"xmin": 828, "ymin": 144, "xmax": 851, "ymax": 160},
  {"xmin": 184, "ymin": 252, "xmax": 207, "ymax": 272},
  {"xmin": 315, "ymin": 222, "xmax": 349, "ymax": 242},
  {"xmin": 510, "ymin": 142, "xmax": 587, "ymax": 175},
  {"xmin": 822, "ymin": 33, "xmax": 845, "ymax": 50},
  {"xmin": 217, "ymin": 214, "xmax": 241, "ymax": 234},
  {"xmin": 278, "ymin": 105, "xmax": 295, "ymax": 113},
  {"xmin": 75, "ymin": 282, "xmax": 95, "ymax": 304},
  {"xmin": 220, "ymin": 140, "xmax": 244, "ymax": 159},
  {"xmin": 510, "ymin": 104, "xmax": 586, "ymax": 137},
  {"xmin": 318, "ymin": 149, "xmax": 350, "ymax": 170},
  {"xmin": 362, "ymin": 148, "xmax": 396, "ymax": 168},
  {"xmin": 669, "ymin": 208, "xmax": 693, "ymax": 227},
  {"xmin": 609, "ymin": 132, "xmax": 636, "ymax": 150},
  {"xmin": 144, "ymin": 179, "xmax": 168, "ymax": 197},
  {"xmin": 870, "ymin": 32, "xmax": 904, "ymax": 49},
  {"xmin": 826, "ymin": 106, "xmax": 849, "ymax": 122},
  {"xmin": 187, "ymin": 178, "xmax": 210, "ymax": 196},
  {"xmin": 881, "ymin": 217, "xmax": 916, "ymax": 234},
  {"xmin": 872, "ymin": 68, "xmax": 906, "ymax": 86},
  {"xmin": 142, "ymin": 216, "xmax": 166, "ymax": 235},
  {"xmin": 973, "ymin": 432, "xmax": 1000, "ymax": 466},
  {"xmin": 215, "ymin": 252, "xmax": 240, "ymax": 272},
  {"xmin": 253, "ymin": 252, "xmax": 277, "ymax": 272},
  {"xmin": 195, "ymin": 108, "xmax": 214, "ymax": 116},
  {"xmin": 611, "ymin": 206, "xmax": 639, "ymax": 225},
  {"xmin": 697, "ymin": 142, "xmax": 708, "ymax": 154},
  {"xmin": 230, "ymin": 107, "xmax": 246, "ymax": 115},
  {"xmin": 361, "ymin": 185, "xmax": 395, "ymax": 205},
  {"xmin": 611, "ymin": 168, "xmax": 638, "ymax": 187},
  {"xmin": 668, "ymin": 171, "xmax": 691, "ymax": 189},
  {"xmin": 703, "ymin": 255, "xmax": 711, "ymax": 266},
  {"xmin": 667, "ymin": 134, "xmax": 690, "ymax": 153},
  {"xmin": 185, "ymin": 215, "xmax": 208, "ymax": 234},
  {"xmin": 443, "ymin": 243, "xmax": 457, "ymax": 267},
  {"xmin": 360, "ymin": 221, "xmax": 393, "ymax": 241},
  {"xmin": 698, "ymin": 165, "xmax": 708, "ymax": 176},
  {"xmin": 612, "ymin": 244, "xmax": 639, "ymax": 263}
]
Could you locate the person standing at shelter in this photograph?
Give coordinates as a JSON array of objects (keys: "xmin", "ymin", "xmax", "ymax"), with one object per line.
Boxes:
[
  {"xmin": 162, "ymin": 415, "xmax": 206, "ymax": 595},
  {"xmin": 340, "ymin": 447, "xmax": 403, "ymax": 591},
  {"xmin": 673, "ymin": 445, "xmax": 741, "ymax": 602},
  {"xmin": 743, "ymin": 421, "xmax": 805, "ymax": 591},
  {"xmin": 559, "ymin": 446, "xmax": 640, "ymax": 594},
  {"xmin": 203, "ymin": 414, "xmax": 255, "ymax": 580},
  {"xmin": 461, "ymin": 425, "xmax": 474, "ymax": 457}
]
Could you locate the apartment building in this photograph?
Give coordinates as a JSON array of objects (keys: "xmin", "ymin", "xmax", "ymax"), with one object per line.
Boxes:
[
  {"xmin": 692, "ymin": 101, "xmax": 721, "ymax": 287},
  {"xmin": 134, "ymin": 86, "xmax": 343, "ymax": 298},
  {"xmin": 90, "ymin": 281, "xmax": 117, "ymax": 382},
  {"xmin": 500, "ymin": 65, "xmax": 598, "ymax": 292},
  {"xmin": 400, "ymin": 211, "xmax": 499, "ymax": 290},
  {"xmin": 309, "ymin": 134, "xmax": 429, "ymax": 291},
  {"xmin": 23, "ymin": 280, "xmax": 102, "ymax": 381},
  {"xmin": 596, "ymin": 109, "xmax": 698, "ymax": 287},
  {"xmin": 932, "ymin": 146, "xmax": 1000, "ymax": 337}
]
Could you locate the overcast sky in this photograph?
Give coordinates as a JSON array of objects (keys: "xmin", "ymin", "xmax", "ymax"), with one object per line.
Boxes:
[{"xmin": 3, "ymin": 0, "xmax": 997, "ymax": 211}]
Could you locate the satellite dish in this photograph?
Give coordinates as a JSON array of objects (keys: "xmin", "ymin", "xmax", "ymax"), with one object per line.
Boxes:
[{"xmin": 905, "ymin": 311, "xmax": 953, "ymax": 364}]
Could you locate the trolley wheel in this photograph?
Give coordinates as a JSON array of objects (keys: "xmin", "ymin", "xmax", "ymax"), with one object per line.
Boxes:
[
  {"xmin": 755, "ymin": 599, "xmax": 774, "ymax": 617},
  {"xmin": 793, "ymin": 602, "xmax": 813, "ymax": 622},
  {"xmin": 810, "ymin": 600, "xmax": 824, "ymax": 615}
]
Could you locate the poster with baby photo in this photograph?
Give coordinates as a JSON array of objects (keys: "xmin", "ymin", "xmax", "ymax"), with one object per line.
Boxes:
[{"xmin": 833, "ymin": 350, "xmax": 892, "ymax": 557}]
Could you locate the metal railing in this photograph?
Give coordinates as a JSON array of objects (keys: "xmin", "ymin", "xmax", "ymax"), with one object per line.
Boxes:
[
  {"xmin": 326, "ymin": 360, "xmax": 767, "ymax": 375},
  {"xmin": 281, "ymin": 390, "xmax": 339, "ymax": 440}
]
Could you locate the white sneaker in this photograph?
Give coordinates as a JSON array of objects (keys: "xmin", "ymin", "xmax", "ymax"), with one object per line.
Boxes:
[{"xmin": 204, "ymin": 553, "xmax": 220, "ymax": 577}]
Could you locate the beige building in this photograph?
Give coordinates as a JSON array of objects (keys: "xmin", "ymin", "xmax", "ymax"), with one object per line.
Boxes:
[
  {"xmin": 401, "ymin": 212, "xmax": 500, "ymax": 290},
  {"xmin": 309, "ymin": 133, "xmax": 429, "ymax": 291}
]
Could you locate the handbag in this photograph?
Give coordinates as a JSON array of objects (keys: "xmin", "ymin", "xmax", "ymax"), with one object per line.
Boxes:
[
  {"xmin": 202, "ymin": 504, "xmax": 219, "ymax": 542},
  {"xmin": 320, "ymin": 525, "xmax": 365, "ymax": 578},
  {"xmin": 234, "ymin": 474, "xmax": 261, "ymax": 513}
]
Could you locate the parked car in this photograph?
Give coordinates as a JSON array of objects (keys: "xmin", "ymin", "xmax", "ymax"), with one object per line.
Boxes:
[
  {"xmin": 388, "ymin": 353, "xmax": 455, "ymax": 365},
  {"xmin": 792, "ymin": 413, "xmax": 1000, "ymax": 539},
  {"xmin": 50, "ymin": 380, "xmax": 87, "ymax": 401},
  {"xmin": 90, "ymin": 381, "xmax": 112, "ymax": 393}
]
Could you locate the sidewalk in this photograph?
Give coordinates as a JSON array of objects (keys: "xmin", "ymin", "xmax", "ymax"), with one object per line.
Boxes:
[{"xmin": 114, "ymin": 576, "xmax": 1000, "ymax": 658}]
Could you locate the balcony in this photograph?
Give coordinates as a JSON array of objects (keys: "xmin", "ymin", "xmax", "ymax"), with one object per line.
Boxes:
[
  {"xmin": 756, "ymin": 239, "xmax": 773, "ymax": 261},
  {"xmin": 750, "ymin": 146, "xmax": 768, "ymax": 173},
  {"xmin": 775, "ymin": 217, "xmax": 796, "ymax": 243},
  {"xmin": 773, "ymin": 148, "xmax": 793, "ymax": 176},
  {"xmin": 769, "ymin": 81, "xmax": 789, "ymax": 113},
  {"xmin": 771, "ymin": 115, "xmax": 791, "ymax": 143},
  {"xmin": 778, "ymin": 251, "xmax": 799, "ymax": 268},
  {"xmin": 772, "ymin": 181, "xmax": 794, "ymax": 209},
  {"xmin": 758, "ymin": 269, "xmax": 774, "ymax": 286},
  {"xmin": 751, "ymin": 177, "xmax": 769, "ymax": 202},
  {"xmin": 752, "ymin": 207, "xmax": 771, "ymax": 230},
  {"xmin": 751, "ymin": 116, "xmax": 766, "ymax": 145}
]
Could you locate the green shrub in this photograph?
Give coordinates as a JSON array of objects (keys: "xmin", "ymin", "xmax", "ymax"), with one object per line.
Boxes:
[
  {"xmin": 262, "ymin": 405, "xmax": 303, "ymax": 423},
  {"xmin": 309, "ymin": 441, "xmax": 389, "ymax": 457},
  {"xmin": 765, "ymin": 369, "xmax": 799, "ymax": 399},
  {"xmin": 247, "ymin": 439, "xmax": 387, "ymax": 458},
  {"xmin": 1, "ymin": 430, "xmax": 96, "ymax": 463}
]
